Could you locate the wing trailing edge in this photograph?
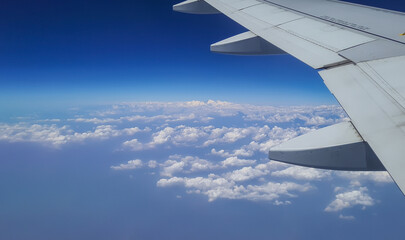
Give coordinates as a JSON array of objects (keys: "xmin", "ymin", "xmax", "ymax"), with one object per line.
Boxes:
[{"xmin": 173, "ymin": 0, "xmax": 220, "ymax": 14}]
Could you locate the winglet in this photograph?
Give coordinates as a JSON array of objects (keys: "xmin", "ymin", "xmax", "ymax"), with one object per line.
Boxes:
[
  {"xmin": 269, "ymin": 122, "xmax": 385, "ymax": 171},
  {"xmin": 173, "ymin": 0, "xmax": 219, "ymax": 14},
  {"xmin": 211, "ymin": 31, "xmax": 286, "ymax": 55}
]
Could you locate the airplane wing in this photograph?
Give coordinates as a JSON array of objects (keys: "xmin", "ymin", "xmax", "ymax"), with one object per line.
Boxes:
[{"xmin": 173, "ymin": 0, "xmax": 405, "ymax": 195}]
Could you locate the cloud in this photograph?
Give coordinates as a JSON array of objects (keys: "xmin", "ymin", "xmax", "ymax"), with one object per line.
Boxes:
[
  {"xmin": 6, "ymin": 102, "xmax": 343, "ymax": 155},
  {"xmin": 101, "ymin": 101, "xmax": 345, "ymax": 125},
  {"xmin": 225, "ymin": 166, "xmax": 269, "ymax": 182},
  {"xmin": 211, "ymin": 146, "xmax": 255, "ymax": 158},
  {"xmin": 271, "ymin": 166, "xmax": 331, "ymax": 181},
  {"xmin": 222, "ymin": 162, "xmax": 284, "ymax": 182},
  {"xmin": 122, "ymin": 139, "xmax": 150, "ymax": 151},
  {"xmin": 160, "ymin": 160, "xmax": 186, "ymax": 177},
  {"xmin": 4, "ymin": 101, "xmax": 365, "ymax": 211},
  {"xmin": 233, "ymin": 126, "xmax": 313, "ymax": 154},
  {"xmin": 151, "ymin": 127, "xmax": 175, "ymax": 145},
  {"xmin": 159, "ymin": 155, "xmax": 219, "ymax": 177},
  {"xmin": 203, "ymin": 127, "xmax": 258, "ymax": 146},
  {"xmin": 123, "ymin": 127, "xmax": 151, "ymax": 135},
  {"xmin": 148, "ymin": 160, "xmax": 158, "ymax": 168},
  {"xmin": 155, "ymin": 158, "xmax": 313, "ymax": 203},
  {"xmin": 325, "ymin": 187, "xmax": 374, "ymax": 212},
  {"xmin": 207, "ymin": 126, "xmax": 310, "ymax": 156},
  {"xmin": 70, "ymin": 117, "xmax": 121, "ymax": 124},
  {"xmin": 0, "ymin": 123, "xmax": 148, "ymax": 146},
  {"xmin": 211, "ymin": 148, "xmax": 233, "ymax": 158},
  {"xmin": 189, "ymin": 158, "xmax": 217, "ymax": 172},
  {"xmin": 37, "ymin": 118, "xmax": 61, "ymax": 123},
  {"xmin": 221, "ymin": 157, "xmax": 256, "ymax": 167},
  {"xmin": 156, "ymin": 176, "xmax": 185, "ymax": 187},
  {"xmin": 157, "ymin": 174, "xmax": 312, "ymax": 202},
  {"xmin": 0, "ymin": 124, "xmax": 72, "ymax": 146},
  {"xmin": 335, "ymin": 171, "xmax": 393, "ymax": 184},
  {"xmin": 274, "ymin": 200, "xmax": 292, "ymax": 206},
  {"xmin": 73, "ymin": 125, "xmax": 129, "ymax": 140},
  {"xmin": 125, "ymin": 126, "xmax": 212, "ymax": 150},
  {"xmin": 122, "ymin": 124, "xmax": 304, "ymax": 152},
  {"xmin": 170, "ymin": 126, "xmax": 210, "ymax": 145},
  {"xmin": 111, "ymin": 160, "xmax": 143, "ymax": 170},
  {"xmin": 71, "ymin": 113, "xmax": 205, "ymax": 125}
]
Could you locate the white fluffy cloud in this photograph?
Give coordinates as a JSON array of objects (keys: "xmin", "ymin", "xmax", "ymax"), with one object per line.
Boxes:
[
  {"xmin": 160, "ymin": 160, "xmax": 186, "ymax": 177},
  {"xmin": 122, "ymin": 139, "xmax": 151, "ymax": 151},
  {"xmin": 325, "ymin": 187, "xmax": 374, "ymax": 212},
  {"xmin": 148, "ymin": 160, "xmax": 158, "ymax": 168},
  {"xmin": 155, "ymin": 159, "xmax": 314, "ymax": 203},
  {"xmin": 159, "ymin": 155, "xmax": 219, "ymax": 177},
  {"xmin": 111, "ymin": 160, "xmax": 143, "ymax": 170},
  {"xmin": 335, "ymin": 171, "xmax": 392, "ymax": 184},
  {"xmin": 272, "ymin": 166, "xmax": 331, "ymax": 181},
  {"xmin": 225, "ymin": 165, "xmax": 270, "ymax": 182},
  {"xmin": 221, "ymin": 157, "xmax": 256, "ymax": 167},
  {"xmin": 0, "ymin": 124, "xmax": 72, "ymax": 146},
  {"xmin": 211, "ymin": 148, "xmax": 233, "ymax": 158},
  {"xmin": 203, "ymin": 127, "xmax": 254, "ymax": 146},
  {"xmin": 121, "ymin": 124, "xmax": 307, "ymax": 153},
  {"xmin": 0, "ymin": 123, "xmax": 147, "ymax": 146},
  {"xmin": 157, "ymin": 174, "xmax": 312, "ymax": 202}
]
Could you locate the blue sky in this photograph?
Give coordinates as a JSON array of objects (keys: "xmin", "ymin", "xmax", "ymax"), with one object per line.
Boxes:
[
  {"xmin": 1, "ymin": 0, "xmax": 405, "ymax": 112},
  {"xmin": 1, "ymin": 0, "xmax": 405, "ymax": 239}
]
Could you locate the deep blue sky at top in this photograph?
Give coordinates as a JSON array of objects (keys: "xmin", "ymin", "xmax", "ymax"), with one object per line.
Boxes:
[{"xmin": 1, "ymin": 0, "xmax": 405, "ymax": 110}]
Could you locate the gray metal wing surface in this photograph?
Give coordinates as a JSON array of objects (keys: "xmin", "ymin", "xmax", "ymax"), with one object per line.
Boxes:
[{"xmin": 173, "ymin": 0, "xmax": 405, "ymax": 195}]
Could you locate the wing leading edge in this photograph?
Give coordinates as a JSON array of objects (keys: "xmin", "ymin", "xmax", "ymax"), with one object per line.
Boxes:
[{"xmin": 174, "ymin": 0, "xmax": 405, "ymax": 195}]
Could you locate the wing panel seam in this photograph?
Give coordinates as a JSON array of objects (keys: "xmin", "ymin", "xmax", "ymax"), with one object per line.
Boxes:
[
  {"xmin": 359, "ymin": 62, "xmax": 405, "ymax": 112},
  {"xmin": 262, "ymin": 0, "xmax": 404, "ymax": 45}
]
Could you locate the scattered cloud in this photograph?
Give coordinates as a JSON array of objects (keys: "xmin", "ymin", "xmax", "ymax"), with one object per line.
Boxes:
[
  {"xmin": 160, "ymin": 160, "xmax": 186, "ymax": 177},
  {"xmin": 123, "ymin": 139, "xmax": 151, "ymax": 151},
  {"xmin": 221, "ymin": 157, "xmax": 256, "ymax": 167},
  {"xmin": 111, "ymin": 159, "xmax": 143, "ymax": 170},
  {"xmin": 71, "ymin": 117, "xmax": 121, "ymax": 124},
  {"xmin": 211, "ymin": 148, "xmax": 233, "ymax": 158},
  {"xmin": 225, "ymin": 165, "xmax": 270, "ymax": 182},
  {"xmin": 272, "ymin": 166, "xmax": 331, "ymax": 181},
  {"xmin": 335, "ymin": 171, "xmax": 393, "ymax": 184},
  {"xmin": 157, "ymin": 174, "xmax": 312, "ymax": 202},
  {"xmin": 274, "ymin": 200, "xmax": 292, "ymax": 206},
  {"xmin": 159, "ymin": 155, "xmax": 219, "ymax": 177},
  {"xmin": 325, "ymin": 187, "xmax": 374, "ymax": 212},
  {"xmin": 0, "ymin": 123, "xmax": 148, "ymax": 147},
  {"xmin": 148, "ymin": 160, "xmax": 158, "ymax": 168},
  {"xmin": 2, "ymin": 101, "xmax": 392, "ymax": 217}
]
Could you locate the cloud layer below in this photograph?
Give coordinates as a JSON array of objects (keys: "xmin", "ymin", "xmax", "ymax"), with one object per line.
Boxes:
[{"xmin": 0, "ymin": 100, "xmax": 393, "ymax": 218}]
